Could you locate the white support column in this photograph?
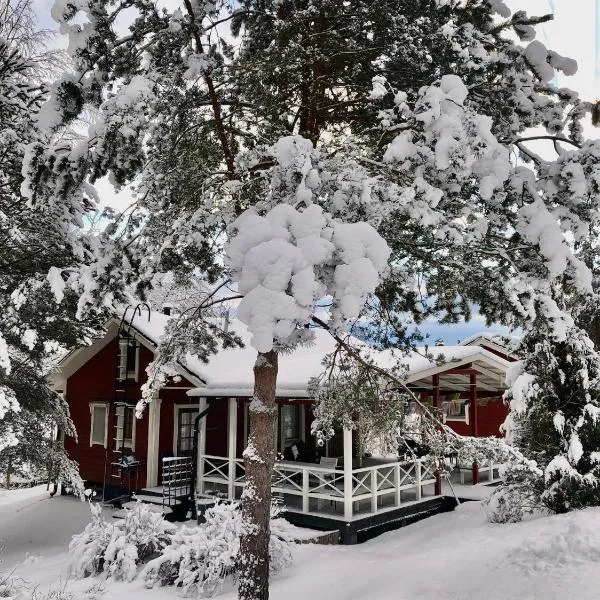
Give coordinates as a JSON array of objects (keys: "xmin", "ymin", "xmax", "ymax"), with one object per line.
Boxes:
[
  {"xmin": 343, "ymin": 427, "xmax": 353, "ymax": 521},
  {"xmin": 197, "ymin": 397, "xmax": 207, "ymax": 495},
  {"xmin": 146, "ymin": 396, "xmax": 162, "ymax": 488},
  {"xmin": 302, "ymin": 469, "xmax": 309, "ymax": 513},
  {"xmin": 394, "ymin": 464, "xmax": 401, "ymax": 507},
  {"xmin": 227, "ymin": 398, "xmax": 238, "ymax": 500},
  {"xmin": 370, "ymin": 469, "xmax": 378, "ymax": 513},
  {"xmin": 415, "ymin": 460, "xmax": 422, "ymax": 501}
]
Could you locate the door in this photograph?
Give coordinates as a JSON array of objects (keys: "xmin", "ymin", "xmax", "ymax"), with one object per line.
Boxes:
[{"xmin": 176, "ymin": 407, "xmax": 199, "ymax": 457}]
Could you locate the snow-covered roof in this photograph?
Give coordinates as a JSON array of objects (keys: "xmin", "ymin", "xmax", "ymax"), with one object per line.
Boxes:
[{"xmin": 58, "ymin": 311, "xmax": 512, "ymax": 396}]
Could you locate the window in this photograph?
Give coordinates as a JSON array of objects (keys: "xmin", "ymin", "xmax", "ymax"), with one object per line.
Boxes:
[
  {"xmin": 118, "ymin": 338, "xmax": 139, "ymax": 381},
  {"xmin": 442, "ymin": 394, "xmax": 470, "ymax": 424},
  {"xmin": 177, "ymin": 408, "xmax": 199, "ymax": 456},
  {"xmin": 90, "ymin": 403, "xmax": 108, "ymax": 447},
  {"xmin": 280, "ymin": 403, "xmax": 302, "ymax": 451},
  {"xmin": 115, "ymin": 404, "xmax": 136, "ymax": 450}
]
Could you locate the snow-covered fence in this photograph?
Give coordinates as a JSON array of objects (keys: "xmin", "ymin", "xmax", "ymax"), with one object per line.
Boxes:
[{"xmin": 199, "ymin": 455, "xmax": 437, "ymax": 518}]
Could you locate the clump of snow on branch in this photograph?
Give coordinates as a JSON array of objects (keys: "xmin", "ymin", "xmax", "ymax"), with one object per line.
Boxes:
[{"xmin": 227, "ymin": 144, "xmax": 391, "ymax": 352}]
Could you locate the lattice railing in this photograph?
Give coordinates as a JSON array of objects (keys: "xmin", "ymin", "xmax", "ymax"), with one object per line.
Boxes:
[{"xmin": 199, "ymin": 454, "xmax": 438, "ymax": 517}]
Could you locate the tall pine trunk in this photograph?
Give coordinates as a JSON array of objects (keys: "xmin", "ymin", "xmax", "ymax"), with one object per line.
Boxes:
[{"xmin": 238, "ymin": 350, "xmax": 278, "ymax": 600}]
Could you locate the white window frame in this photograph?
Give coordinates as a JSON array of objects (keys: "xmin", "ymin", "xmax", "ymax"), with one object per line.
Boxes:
[
  {"xmin": 118, "ymin": 339, "xmax": 140, "ymax": 381},
  {"xmin": 90, "ymin": 402, "xmax": 109, "ymax": 448},
  {"xmin": 128, "ymin": 343, "xmax": 140, "ymax": 382},
  {"xmin": 115, "ymin": 404, "xmax": 136, "ymax": 450},
  {"xmin": 173, "ymin": 404, "xmax": 200, "ymax": 456}
]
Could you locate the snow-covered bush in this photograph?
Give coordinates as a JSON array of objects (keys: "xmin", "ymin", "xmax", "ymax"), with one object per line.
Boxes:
[
  {"xmin": 69, "ymin": 502, "xmax": 174, "ymax": 581},
  {"xmin": 0, "ymin": 572, "xmax": 27, "ymax": 598},
  {"xmin": 142, "ymin": 501, "xmax": 293, "ymax": 597}
]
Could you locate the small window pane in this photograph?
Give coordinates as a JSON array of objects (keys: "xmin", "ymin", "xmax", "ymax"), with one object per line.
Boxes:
[
  {"xmin": 123, "ymin": 407, "xmax": 134, "ymax": 442},
  {"xmin": 91, "ymin": 405, "xmax": 106, "ymax": 445}
]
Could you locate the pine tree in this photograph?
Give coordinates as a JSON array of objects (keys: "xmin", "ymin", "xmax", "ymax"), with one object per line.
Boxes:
[
  {"xmin": 24, "ymin": 0, "xmax": 600, "ymax": 596},
  {"xmin": 0, "ymin": 0, "xmax": 104, "ymax": 488}
]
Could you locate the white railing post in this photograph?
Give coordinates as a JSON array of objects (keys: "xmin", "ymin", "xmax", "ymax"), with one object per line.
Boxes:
[
  {"xmin": 489, "ymin": 460, "xmax": 494, "ymax": 482},
  {"xmin": 415, "ymin": 460, "xmax": 422, "ymax": 501},
  {"xmin": 343, "ymin": 427, "xmax": 353, "ymax": 520},
  {"xmin": 146, "ymin": 396, "xmax": 162, "ymax": 488},
  {"xmin": 394, "ymin": 463, "xmax": 401, "ymax": 506},
  {"xmin": 302, "ymin": 468, "xmax": 309, "ymax": 513},
  {"xmin": 370, "ymin": 468, "xmax": 378, "ymax": 513},
  {"xmin": 227, "ymin": 398, "xmax": 237, "ymax": 500},
  {"xmin": 197, "ymin": 398, "xmax": 207, "ymax": 495}
]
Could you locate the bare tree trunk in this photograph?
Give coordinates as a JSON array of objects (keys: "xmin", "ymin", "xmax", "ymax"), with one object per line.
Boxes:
[{"xmin": 238, "ymin": 350, "xmax": 278, "ymax": 600}]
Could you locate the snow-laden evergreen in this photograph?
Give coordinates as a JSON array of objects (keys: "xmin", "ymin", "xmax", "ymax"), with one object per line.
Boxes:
[
  {"xmin": 20, "ymin": 0, "xmax": 600, "ymax": 595},
  {"xmin": 0, "ymin": 1, "xmax": 106, "ymax": 489}
]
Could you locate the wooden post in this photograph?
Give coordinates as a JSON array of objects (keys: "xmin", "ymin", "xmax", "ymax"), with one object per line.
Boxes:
[
  {"xmin": 145, "ymin": 396, "xmax": 162, "ymax": 488},
  {"xmin": 394, "ymin": 464, "xmax": 401, "ymax": 506},
  {"xmin": 416, "ymin": 460, "xmax": 422, "ymax": 500},
  {"xmin": 197, "ymin": 397, "xmax": 207, "ymax": 495},
  {"xmin": 302, "ymin": 468, "xmax": 309, "ymax": 513},
  {"xmin": 432, "ymin": 374, "xmax": 440, "ymax": 411},
  {"xmin": 227, "ymin": 397, "xmax": 237, "ymax": 500},
  {"xmin": 472, "ymin": 462, "xmax": 479, "ymax": 485},
  {"xmin": 470, "ymin": 373, "xmax": 478, "ymax": 437},
  {"xmin": 434, "ymin": 469, "xmax": 442, "ymax": 496},
  {"xmin": 343, "ymin": 426, "xmax": 353, "ymax": 520},
  {"xmin": 370, "ymin": 469, "xmax": 378, "ymax": 513}
]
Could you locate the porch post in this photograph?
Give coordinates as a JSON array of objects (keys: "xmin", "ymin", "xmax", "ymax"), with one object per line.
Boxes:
[
  {"xmin": 343, "ymin": 426, "xmax": 353, "ymax": 520},
  {"xmin": 146, "ymin": 395, "xmax": 162, "ymax": 488},
  {"xmin": 432, "ymin": 374, "xmax": 440, "ymax": 411},
  {"xmin": 470, "ymin": 373, "xmax": 479, "ymax": 484},
  {"xmin": 197, "ymin": 397, "xmax": 207, "ymax": 495},
  {"xmin": 227, "ymin": 397, "xmax": 238, "ymax": 500},
  {"xmin": 470, "ymin": 373, "xmax": 478, "ymax": 436}
]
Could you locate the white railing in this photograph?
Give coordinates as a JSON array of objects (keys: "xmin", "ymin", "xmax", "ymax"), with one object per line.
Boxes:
[
  {"xmin": 198, "ymin": 454, "xmax": 437, "ymax": 518},
  {"xmin": 457, "ymin": 460, "xmax": 502, "ymax": 485}
]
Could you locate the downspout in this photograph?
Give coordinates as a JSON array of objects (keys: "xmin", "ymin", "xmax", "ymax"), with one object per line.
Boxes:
[{"xmin": 189, "ymin": 401, "xmax": 212, "ymax": 519}]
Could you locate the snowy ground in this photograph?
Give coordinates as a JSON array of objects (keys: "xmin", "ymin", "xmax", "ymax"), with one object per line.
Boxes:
[{"xmin": 3, "ymin": 486, "xmax": 600, "ymax": 599}]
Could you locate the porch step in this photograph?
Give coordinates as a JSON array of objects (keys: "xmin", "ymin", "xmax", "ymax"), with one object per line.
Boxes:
[
  {"xmin": 131, "ymin": 493, "xmax": 180, "ymax": 506},
  {"xmin": 123, "ymin": 500, "xmax": 166, "ymax": 513}
]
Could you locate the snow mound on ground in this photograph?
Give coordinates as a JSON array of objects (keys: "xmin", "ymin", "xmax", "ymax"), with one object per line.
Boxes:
[{"xmin": 505, "ymin": 509, "xmax": 600, "ymax": 572}]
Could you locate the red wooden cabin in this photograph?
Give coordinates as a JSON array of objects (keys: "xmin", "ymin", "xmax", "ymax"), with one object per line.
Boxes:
[{"xmin": 54, "ymin": 312, "xmax": 516, "ymax": 541}]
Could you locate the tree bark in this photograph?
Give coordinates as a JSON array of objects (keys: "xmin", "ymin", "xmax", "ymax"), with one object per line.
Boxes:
[{"xmin": 238, "ymin": 350, "xmax": 278, "ymax": 600}]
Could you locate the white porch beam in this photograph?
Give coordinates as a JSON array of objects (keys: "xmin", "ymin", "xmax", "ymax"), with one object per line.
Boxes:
[
  {"xmin": 145, "ymin": 396, "xmax": 162, "ymax": 488},
  {"xmin": 343, "ymin": 427, "xmax": 353, "ymax": 521},
  {"xmin": 197, "ymin": 397, "xmax": 207, "ymax": 495},
  {"xmin": 227, "ymin": 397, "xmax": 238, "ymax": 500}
]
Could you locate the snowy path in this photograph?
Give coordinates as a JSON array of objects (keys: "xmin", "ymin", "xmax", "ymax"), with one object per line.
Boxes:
[
  {"xmin": 0, "ymin": 486, "xmax": 95, "ymax": 568},
  {"xmin": 3, "ymin": 488, "xmax": 600, "ymax": 599}
]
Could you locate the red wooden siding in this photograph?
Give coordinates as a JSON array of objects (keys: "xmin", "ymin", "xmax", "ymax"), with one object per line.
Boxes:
[{"xmin": 65, "ymin": 335, "xmax": 194, "ymax": 491}]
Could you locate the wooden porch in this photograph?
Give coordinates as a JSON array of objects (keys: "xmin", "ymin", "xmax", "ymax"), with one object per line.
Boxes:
[{"xmin": 198, "ymin": 452, "xmax": 438, "ymax": 519}]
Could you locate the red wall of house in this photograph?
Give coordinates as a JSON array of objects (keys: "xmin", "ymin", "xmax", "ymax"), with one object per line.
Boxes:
[
  {"xmin": 444, "ymin": 397, "xmax": 508, "ymax": 438},
  {"xmin": 65, "ymin": 337, "xmax": 194, "ymax": 491}
]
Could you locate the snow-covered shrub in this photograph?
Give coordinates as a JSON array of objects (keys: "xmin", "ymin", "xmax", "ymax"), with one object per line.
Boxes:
[
  {"xmin": 69, "ymin": 502, "xmax": 174, "ymax": 581},
  {"xmin": 0, "ymin": 572, "xmax": 27, "ymax": 598},
  {"xmin": 68, "ymin": 502, "xmax": 112, "ymax": 578},
  {"xmin": 142, "ymin": 501, "xmax": 293, "ymax": 597},
  {"xmin": 486, "ymin": 463, "xmax": 546, "ymax": 524}
]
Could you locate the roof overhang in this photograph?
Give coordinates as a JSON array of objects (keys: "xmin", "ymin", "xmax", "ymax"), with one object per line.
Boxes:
[{"xmin": 406, "ymin": 353, "xmax": 509, "ymax": 392}]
